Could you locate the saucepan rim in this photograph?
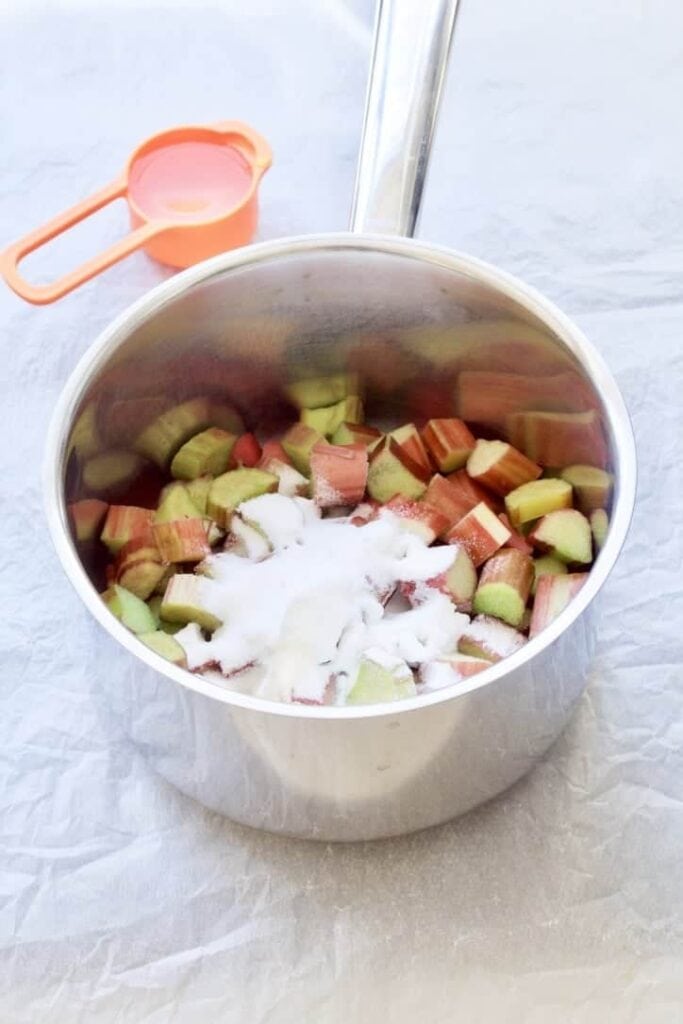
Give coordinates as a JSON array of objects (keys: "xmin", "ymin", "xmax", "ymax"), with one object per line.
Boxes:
[{"xmin": 43, "ymin": 232, "xmax": 636, "ymax": 721}]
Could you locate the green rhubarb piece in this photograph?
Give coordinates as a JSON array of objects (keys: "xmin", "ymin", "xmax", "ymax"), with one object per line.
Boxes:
[
  {"xmin": 472, "ymin": 549, "xmax": 533, "ymax": 628},
  {"xmin": 472, "ymin": 583, "xmax": 526, "ymax": 628},
  {"xmin": 366, "ymin": 438, "xmax": 429, "ymax": 503},
  {"xmin": 69, "ymin": 402, "xmax": 102, "ymax": 460},
  {"xmin": 170, "ymin": 428, "xmax": 237, "ymax": 480},
  {"xmin": 208, "ymin": 403, "xmax": 245, "ymax": 435},
  {"xmin": 155, "ymin": 482, "xmax": 203, "ymax": 524},
  {"xmin": 207, "ymin": 468, "xmax": 278, "ymax": 528},
  {"xmin": 300, "ymin": 396, "xmax": 364, "ymax": 438},
  {"xmin": 286, "ymin": 374, "xmax": 357, "ymax": 409},
  {"xmin": 82, "ymin": 450, "xmax": 145, "ymax": 494},
  {"xmin": 590, "ymin": 509, "xmax": 609, "ymax": 551},
  {"xmin": 504, "ymin": 478, "xmax": 573, "ymax": 528},
  {"xmin": 529, "ymin": 509, "xmax": 592, "ymax": 564},
  {"xmin": 103, "ymin": 584, "xmax": 157, "ymax": 634},
  {"xmin": 148, "ymin": 596, "xmax": 183, "ymax": 634},
  {"xmin": 147, "ymin": 595, "xmax": 162, "ymax": 626},
  {"xmin": 138, "ymin": 631, "xmax": 187, "ymax": 666},
  {"xmin": 100, "ymin": 505, "xmax": 153, "ymax": 555},
  {"xmin": 133, "ymin": 397, "xmax": 215, "ymax": 468},
  {"xmin": 281, "ymin": 423, "xmax": 325, "ymax": 475},
  {"xmin": 331, "ymin": 422, "xmax": 383, "ymax": 449},
  {"xmin": 560, "ymin": 464, "xmax": 613, "ymax": 513},
  {"xmin": 185, "ymin": 475, "xmax": 212, "ymax": 514},
  {"xmin": 346, "ymin": 652, "xmax": 416, "ymax": 705},
  {"xmin": 531, "ymin": 555, "xmax": 568, "ymax": 595},
  {"xmin": 68, "ymin": 499, "xmax": 109, "ymax": 542},
  {"xmin": 160, "ymin": 574, "xmax": 223, "ymax": 632}
]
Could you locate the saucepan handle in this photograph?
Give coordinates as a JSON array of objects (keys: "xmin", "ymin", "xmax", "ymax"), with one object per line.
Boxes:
[{"xmin": 350, "ymin": 0, "xmax": 461, "ymax": 238}]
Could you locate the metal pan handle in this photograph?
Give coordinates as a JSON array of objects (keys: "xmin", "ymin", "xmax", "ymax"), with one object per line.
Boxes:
[{"xmin": 350, "ymin": 0, "xmax": 461, "ymax": 238}]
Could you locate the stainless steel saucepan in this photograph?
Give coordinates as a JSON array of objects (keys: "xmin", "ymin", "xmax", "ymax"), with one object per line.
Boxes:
[{"xmin": 44, "ymin": 0, "xmax": 636, "ymax": 840}]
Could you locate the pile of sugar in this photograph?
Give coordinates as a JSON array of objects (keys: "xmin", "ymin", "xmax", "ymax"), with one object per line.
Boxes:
[{"xmin": 175, "ymin": 494, "xmax": 470, "ymax": 703}]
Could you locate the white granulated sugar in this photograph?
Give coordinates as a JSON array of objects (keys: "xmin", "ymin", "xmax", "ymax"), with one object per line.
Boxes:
[
  {"xmin": 272, "ymin": 461, "xmax": 308, "ymax": 497},
  {"xmin": 239, "ymin": 493, "xmax": 319, "ymax": 550},
  {"xmin": 176, "ymin": 496, "xmax": 470, "ymax": 703},
  {"xmin": 419, "ymin": 660, "xmax": 461, "ymax": 692},
  {"xmin": 362, "ymin": 646, "xmax": 413, "ymax": 677},
  {"xmin": 461, "ymin": 615, "xmax": 526, "ymax": 657},
  {"xmin": 229, "ymin": 516, "xmax": 271, "ymax": 561}
]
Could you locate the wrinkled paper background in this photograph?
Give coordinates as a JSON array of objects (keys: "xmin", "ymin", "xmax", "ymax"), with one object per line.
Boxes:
[{"xmin": 1, "ymin": 0, "xmax": 682, "ymax": 1020}]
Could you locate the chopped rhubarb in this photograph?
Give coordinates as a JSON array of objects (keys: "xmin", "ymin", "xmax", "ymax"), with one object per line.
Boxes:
[
  {"xmin": 231, "ymin": 432, "xmax": 262, "ymax": 468},
  {"xmin": 529, "ymin": 573, "xmax": 589, "ymax": 638},
  {"xmin": 82, "ymin": 450, "xmax": 145, "ymax": 495},
  {"xmin": 507, "ymin": 410, "xmax": 609, "ymax": 468},
  {"xmin": 286, "ymin": 374, "xmax": 358, "ymax": 409},
  {"xmin": 69, "ymin": 402, "xmax": 102, "ymax": 460},
  {"xmin": 445, "ymin": 502, "xmax": 511, "ymax": 567},
  {"xmin": 155, "ymin": 482, "xmax": 203, "ymax": 524},
  {"xmin": 134, "ymin": 397, "xmax": 215, "ymax": 468},
  {"xmin": 310, "ymin": 442, "xmax": 369, "ymax": 508},
  {"xmin": 504, "ymin": 478, "xmax": 573, "ymax": 528},
  {"xmin": 498, "ymin": 513, "xmax": 533, "ymax": 555},
  {"xmin": 424, "ymin": 474, "xmax": 474, "ymax": 530},
  {"xmin": 457, "ymin": 615, "xmax": 527, "ymax": 662},
  {"xmin": 456, "ymin": 370, "xmax": 596, "ymax": 431},
  {"xmin": 259, "ymin": 439, "xmax": 293, "ymax": 467},
  {"xmin": 301, "ymin": 396, "xmax": 364, "ymax": 438},
  {"xmin": 419, "ymin": 654, "xmax": 490, "ymax": 689},
  {"xmin": 401, "ymin": 544, "xmax": 477, "ymax": 612},
  {"xmin": 472, "ymin": 548, "xmax": 534, "ymax": 627},
  {"xmin": 390, "ymin": 423, "xmax": 432, "ymax": 471},
  {"xmin": 590, "ymin": 508, "xmax": 609, "ymax": 551},
  {"xmin": 117, "ymin": 560, "xmax": 167, "ymax": 602},
  {"xmin": 421, "ymin": 418, "xmax": 476, "ymax": 473},
  {"xmin": 115, "ymin": 533, "xmax": 167, "ymax": 600},
  {"xmin": 367, "ymin": 437, "xmax": 430, "ymax": 503},
  {"xmin": 346, "ymin": 649, "xmax": 416, "ymax": 704},
  {"xmin": 160, "ymin": 574, "xmax": 223, "ymax": 632},
  {"xmin": 152, "ymin": 519, "xmax": 211, "ymax": 563},
  {"xmin": 382, "ymin": 496, "xmax": 450, "ymax": 544},
  {"xmin": 103, "ymin": 583, "xmax": 157, "ymax": 634},
  {"xmin": 100, "ymin": 505, "xmax": 154, "ymax": 555},
  {"xmin": 184, "ymin": 475, "xmax": 212, "ymax": 515},
  {"xmin": 531, "ymin": 555, "xmax": 568, "ymax": 595},
  {"xmin": 528, "ymin": 508, "xmax": 593, "ymax": 564},
  {"xmin": 138, "ymin": 630, "xmax": 187, "ymax": 667},
  {"xmin": 170, "ymin": 428, "xmax": 236, "ymax": 480},
  {"xmin": 466, "ymin": 439, "xmax": 541, "ymax": 496},
  {"xmin": 68, "ymin": 498, "xmax": 109, "ymax": 542},
  {"xmin": 207, "ymin": 467, "xmax": 279, "ymax": 528},
  {"xmin": 331, "ymin": 422, "xmax": 383, "ymax": 450},
  {"xmin": 447, "ymin": 468, "xmax": 501, "ymax": 512},
  {"xmin": 281, "ymin": 422, "xmax": 326, "ymax": 475},
  {"xmin": 559, "ymin": 464, "xmax": 613, "ymax": 513},
  {"xmin": 260, "ymin": 457, "xmax": 309, "ymax": 497}
]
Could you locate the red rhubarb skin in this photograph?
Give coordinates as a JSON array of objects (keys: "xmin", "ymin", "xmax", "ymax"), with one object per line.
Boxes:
[
  {"xmin": 310, "ymin": 443, "xmax": 369, "ymax": 508},
  {"xmin": 446, "ymin": 506, "xmax": 511, "ymax": 567},
  {"xmin": 231, "ymin": 433, "xmax": 262, "ymax": 468},
  {"xmin": 422, "ymin": 418, "xmax": 476, "ymax": 473},
  {"xmin": 529, "ymin": 572, "xmax": 588, "ymax": 638},
  {"xmin": 476, "ymin": 548, "xmax": 534, "ymax": 605},
  {"xmin": 467, "ymin": 443, "xmax": 541, "ymax": 496}
]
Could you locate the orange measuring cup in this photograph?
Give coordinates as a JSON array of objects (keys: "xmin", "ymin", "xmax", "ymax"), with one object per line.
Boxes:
[{"xmin": 0, "ymin": 121, "xmax": 272, "ymax": 305}]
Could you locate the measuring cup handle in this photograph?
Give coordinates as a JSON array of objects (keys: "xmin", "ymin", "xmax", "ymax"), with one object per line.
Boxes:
[
  {"xmin": 0, "ymin": 178, "xmax": 162, "ymax": 305},
  {"xmin": 211, "ymin": 120, "xmax": 273, "ymax": 172}
]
